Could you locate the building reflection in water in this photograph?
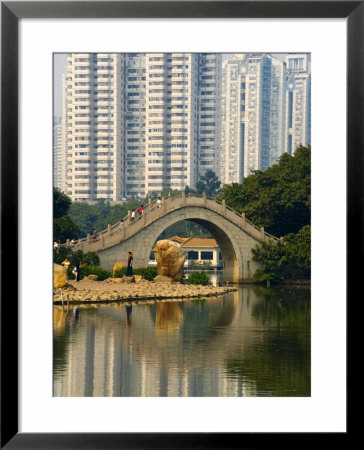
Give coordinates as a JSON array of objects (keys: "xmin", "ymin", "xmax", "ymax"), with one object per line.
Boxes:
[{"xmin": 53, "ymin": 286, "xmax": 310, "ymax": 397}]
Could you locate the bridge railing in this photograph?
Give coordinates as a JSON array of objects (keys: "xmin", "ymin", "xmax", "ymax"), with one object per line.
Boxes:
[{"xmin": 63, "ymin": 193, "xmax": 277, "ymax": 252}]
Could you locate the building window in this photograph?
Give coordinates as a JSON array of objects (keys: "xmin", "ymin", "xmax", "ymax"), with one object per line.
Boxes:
[
  {"xmin": 201, "ymin": 251, "xmax": 213, "ymax": 260},
  {"xmin": 188, "ymin": 251, "xmax": 198, "ymax": 260}
]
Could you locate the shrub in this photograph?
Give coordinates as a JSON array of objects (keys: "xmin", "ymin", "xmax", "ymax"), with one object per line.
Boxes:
[
  {"xmin": 69, "ymin": 265, "xmax": 111, "ymax": 281},
  {"xmin": 187, "ymin": 271, "xmax": 210, "ymax": 286},
  {"xmin": 54, "ymin": 248, "xmax": 101, "ymax": 269},
  {"xmin": 252, "ymin": 225, "xmax": 311, "ymax": 282},
  {"xmin": 83, "ymin": 251, "xmax": 100, "ymax": 266},
  {"xmin": 53, "ymin": 246, "xmax": 73, "ymax": 265},
  {"xmin": 82, "ymin": 265, "xmax": 111, "ymax": 281},
  {"xmin": 113, "ymin": 267, "xmax": 127, "ymax": 277},
  {"xmin": 113, "ymin": 266, "xmax": 158, "ymax": 280},
  {"xmin": 134, "ymin": 266, "xmax": 158, "ymax": 281}
]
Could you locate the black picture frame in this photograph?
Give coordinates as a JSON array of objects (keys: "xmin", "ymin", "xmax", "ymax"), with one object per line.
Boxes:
[{"xmin": 1, "ymin": 1, "xmax": 357, "ymax": 448}]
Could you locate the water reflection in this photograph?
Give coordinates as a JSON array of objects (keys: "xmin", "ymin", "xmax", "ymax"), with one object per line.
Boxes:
[
  {"xmin": 155, "ymin": 303, "xmax": 184, "ymax": 338},
  {"xmin": 53, "ymin": 286, "xmax": 310, "ymax": 397}
]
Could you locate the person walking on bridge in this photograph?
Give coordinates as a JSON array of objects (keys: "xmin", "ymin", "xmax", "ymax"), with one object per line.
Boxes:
[{"xmin": 92, "ymin": 229, "xmax": 98, "ymax": 243}]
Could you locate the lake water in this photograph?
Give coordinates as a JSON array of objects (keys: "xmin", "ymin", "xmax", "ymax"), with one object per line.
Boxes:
[{"xmin": 53, "ymin": 284, "xmax": 310, "ymax": 397}]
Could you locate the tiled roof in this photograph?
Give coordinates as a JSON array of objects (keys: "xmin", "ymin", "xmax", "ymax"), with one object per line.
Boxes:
[{"xmin": 181, "ymin": 237, "xmax": 218, "ymax": 248}]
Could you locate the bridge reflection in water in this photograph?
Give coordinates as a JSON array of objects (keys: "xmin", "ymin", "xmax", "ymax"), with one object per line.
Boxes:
[{"xmin": 53, "ymin": 286, "xmax": 310, "ymax": 397}]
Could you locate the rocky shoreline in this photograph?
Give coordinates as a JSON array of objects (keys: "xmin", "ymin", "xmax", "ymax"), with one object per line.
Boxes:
[{"xmin": 53, "ymin": 278, "xmax": 237, "ymax": 305}]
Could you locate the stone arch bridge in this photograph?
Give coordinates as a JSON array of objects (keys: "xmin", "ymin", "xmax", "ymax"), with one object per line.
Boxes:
[{"xmin": 67, "ymin": 194, "xmax": 277, "ymax": 283}]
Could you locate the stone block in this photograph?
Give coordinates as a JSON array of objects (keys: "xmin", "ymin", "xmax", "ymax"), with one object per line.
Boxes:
[{"xmin": 53, "ymin": 263, "xmax": 68, "ymax": 289}]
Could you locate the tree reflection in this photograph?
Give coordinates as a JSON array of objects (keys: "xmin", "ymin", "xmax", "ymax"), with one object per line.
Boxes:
[{"xmin": 225, "ymin": 287, "xmax": 311, "ymax": 396}]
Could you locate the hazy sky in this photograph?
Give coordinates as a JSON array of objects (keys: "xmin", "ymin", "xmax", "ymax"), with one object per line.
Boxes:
[{"xmin": 53, "ymin": 52, "xmax": 288, "ymax": 119}]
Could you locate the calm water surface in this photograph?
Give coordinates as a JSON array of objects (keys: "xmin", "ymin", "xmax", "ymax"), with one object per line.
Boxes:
[{"xmin": 53, "ymin": 285, "xmax": 310, "ymax": 397}]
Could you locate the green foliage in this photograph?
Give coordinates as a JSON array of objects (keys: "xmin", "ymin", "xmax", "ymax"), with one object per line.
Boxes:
[
  {"xmin": 252, "ymin": 225, "xmax": 311, "ymax": 282},
  {"xmin": 53, "ymin": 245, "xmax": 73, "ymax": 264},
  {"xmin": 187, "ymin": 271, "xmax": 210, "ymax": 285},
  {"xmin": 114, "ymin": 266, "xmax": 158, "ymax": 281},
  {"xmin": 78, "ymin": 266, "xmax": 112, "ymax": 281},
  {"xmin": 53, "ymin": 215, "xmax": 80, "ymax": 243},
  {"xmin": 82, "ymin": 251, "xmax": 100, "ymax": 266},
  {"xmin": 69, "ymin": 197, "xmax": 145, "ymax": 237},
  {"xmin": 216, "ymin": 146, "xmax": 311, "ymax": 236},
  {"xmin": 71, "ymin": 250, "xmax": 86, "ymax": 265},
  {"xmin": 68, "ymin": 202, "xmax": 100, "ymax": 238},
  {"xmin": 195, "ymin": 170, "xmax": 221, "ymax": 197},
  {"xmin": 53, "ymin": 187, "xmax": 71, "ymax": 219},
  {"xmin": 158, "ymin": 220, "xmax": 212, "ymax": 239},
  {"xmin": 159, "ymin": 187, "xmax": 182, "ymax": 198},
  {"xmin": 53, "ymin": 248, "xmax": 100, "ymax": 268},
  {"xmin": 53, "ymin": 188, "xmax": 80, "ymax": 242},
  {"xmin": 133, "ymin": 266, "xmax": 158, "ymax": 281},
  {"xmin": 113, "ymin": 267, "xmax": 127, "ymax": 277}
]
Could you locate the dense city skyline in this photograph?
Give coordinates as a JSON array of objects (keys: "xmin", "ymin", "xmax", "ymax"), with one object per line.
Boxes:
[{"xmin": 53, "ymin": 52, "xmax": 310, "ymax": 203}]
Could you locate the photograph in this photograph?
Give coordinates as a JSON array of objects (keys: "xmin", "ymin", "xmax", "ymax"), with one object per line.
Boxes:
[
  {"xmin": 53, "ymin": 52, "xmax": 311, "ymax": 398},
  {"xmin": 1, "ymin": 0, "xmax": 355, "ymax": 446}
]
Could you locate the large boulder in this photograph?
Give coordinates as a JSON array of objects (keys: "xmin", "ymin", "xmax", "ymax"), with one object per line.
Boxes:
[
  {"xmin": 86, "ymin": 274, "xmax": 98, "ymax": 281},
  {"xmin": 155, "ymin": 239, "xmax": 185, "ymax": 282},
  {"xmin": 53, "ymin": 263, "xmax": 68, "ymax": 289},
  {"xmin": 122, "ymin": 275, "xmax": 135, "ymax": 283},
  {"xmin": 104, "ymin": 277, "xmax": 124, "ymax": 284}
]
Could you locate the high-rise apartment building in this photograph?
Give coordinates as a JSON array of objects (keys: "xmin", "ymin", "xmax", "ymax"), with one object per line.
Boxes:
[
  {"xmin": 58, "ymin": 53, "xmax": 310, "ymax": 201},
  {"xmin": 243, "ymin": 54, "xmax": 286, "ymax": 178},
  {"xmin": 123, "ymin": 53, "xmax": 146, "ymax": 198},
  {"xmin": 53, "ymin": 117, "xmax": 63, "ymax": 189},
  {"xmin": 61, "ymin": 53, "xmax": 223, "ymax": 201},
  {"xmin": 221, "ymin": 54, "xmax": 287, "ymax": 181},
  {"xmin": 197, "ymin": 53, "xmax": 222, "ymax": 179},
  {"xmin": 285, "ymin": 54, "xmax": 311, "ymax": 155},
  {"xmin": 221, "ymin": 54, "xmax": 246, "ymax": 184},
  {"xmin": 62, "ymin": 53, "xmax": 122, "ymax": 202},
  {"xmin": 145, "ymin": 53, "xmax": 199, "ymax": 194}
]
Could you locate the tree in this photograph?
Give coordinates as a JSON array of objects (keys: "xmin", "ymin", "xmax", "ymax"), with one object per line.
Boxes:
[
  {"xmin": 252, "ymin": 225, "xmax": 311, "ymax": 282},
  {"xmin": 216, "ymin": 146, "xmax": 311, "ymax": 236},
  {"xmin": 54, "ymin": 215, "xmax": 80, "ymax": 243},
  {"xmin": 53, "ymin": 187, "xmax": 80, "ymax": 242},
  {"xmin": 69, "ymin": 202, "xmax": 100, "ymax": 237},
  {"xmin": 195, "ymin": 170, "xmax": 221, "ymax": 197},
  {"xmin": 159, "ymin": 187, "xmax": 181, "ymax": 198},
  {"xmin": 53, "ymin": 187, "xmax": 71, "ymax": 218}
]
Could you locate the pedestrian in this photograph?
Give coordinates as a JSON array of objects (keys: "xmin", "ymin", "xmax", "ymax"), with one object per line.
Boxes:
[
  {"xmin": 131, "ymin": 210, "xmax": 136, "ymax": 221},
  {"xmin": 73, "ymin": 260, "xmax": 85, "ymax": 282},
  {"xmin": 92, "ymin": 229, "xmax": 98, "ymax": 243},
  {"xmin": 137, "ymin": 205, "xmax": 144, "ymax": 215},
  {"xmin": 54, "ymin": 241, "xmax": 59, "ymax": 250},
  {"xmin": 156, "ymin": 196, "xmax": 162, "ymax": 208},
  {"xmin": 126, "ymin": 251, "xmax": 133, "ymax": 277},
  {"xmin": 61, "ymin": 258, "xmax": 71, "ymax": 270},
  {"xmin": 70, "ymin": 238, "xmax": 76, "ymax": 247},
  {"xmin": 119, "ymin": 219, "xmax": 124, "ymax": 229}
]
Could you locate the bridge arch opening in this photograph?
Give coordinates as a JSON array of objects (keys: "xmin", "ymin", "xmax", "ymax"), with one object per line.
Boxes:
[{"xmin": 148, "ymin": 217, "xmax": 242, "ymax": 283}]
